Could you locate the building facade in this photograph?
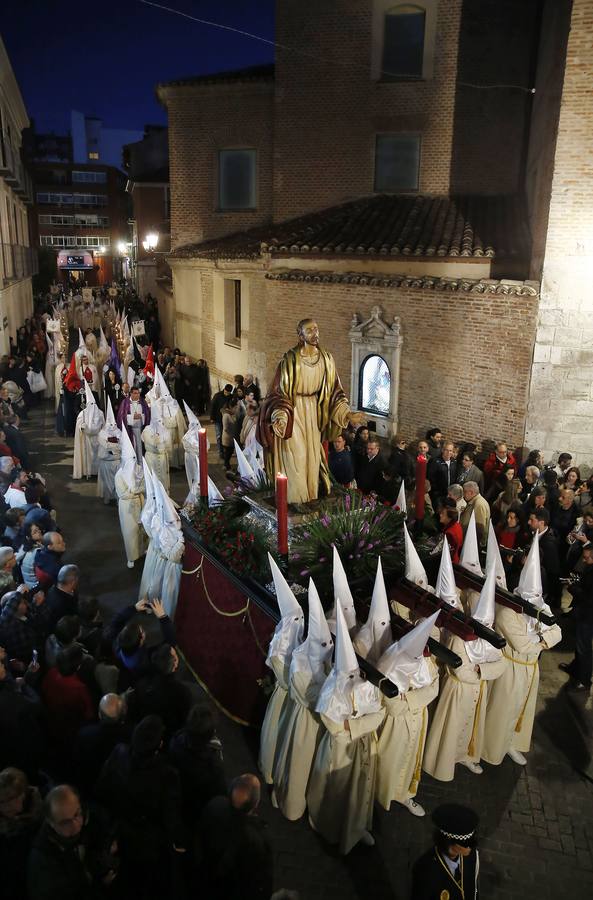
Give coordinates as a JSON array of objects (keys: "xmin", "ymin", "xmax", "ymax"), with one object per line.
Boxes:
[
  {"xmin": 0, "ymin": 37, "xmax": 35, "ymax": 355},
  {"xmin": 25, "ymin": 136, "xmax": 131, "ymax": 286},
  {"xmin": 124, "ymin": 126, "xmax": 173, "ymax": 342},
  {"xmin": 159, "ymin": 0, "xmax": 588, "ymax": 457}
]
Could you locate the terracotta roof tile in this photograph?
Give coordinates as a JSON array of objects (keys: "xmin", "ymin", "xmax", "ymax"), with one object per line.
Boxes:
[{"xmin": 170, "ymin": 194, "xmax": 530, "ymax": 262}]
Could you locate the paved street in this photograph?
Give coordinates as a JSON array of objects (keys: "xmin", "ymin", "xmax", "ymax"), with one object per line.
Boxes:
[{"xmin": 25, "ymin": 401, "xmax": 593, "ymax": 900}]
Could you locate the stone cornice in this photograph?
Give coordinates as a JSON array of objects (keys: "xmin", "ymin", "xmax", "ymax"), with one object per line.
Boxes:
[{"xmin": 264, "ymin": 270, "xmax": 540, "ymax": 296}]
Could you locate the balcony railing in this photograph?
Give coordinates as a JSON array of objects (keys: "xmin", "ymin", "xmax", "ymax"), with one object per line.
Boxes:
[
  {"xmin": 1, "ymin": 244, "xmax": 38, "ymax": 283},
  {"xmin": 0, "ymin": 134, "xmax": 35, "ymax": 202}
]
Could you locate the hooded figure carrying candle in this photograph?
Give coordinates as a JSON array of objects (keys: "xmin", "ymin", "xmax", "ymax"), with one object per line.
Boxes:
[
  {"xmin": 306, "ymin": 603, "xmax": 385, "ymax": 854},
  {"xmin": 482, "ymin": 531, "xmax": 562, "ymax": 767},
  {"xmin": 96, "ymin": 398, "xmax": 121, "ymax": 503},
  {"xmin": 73, "ymin": 382, "xmax": 105, "ymax": 480},
  {"xmin": 272, "ymin": 578, "xmax": 333, "ymax": 821},
  {"xmin": 115, "ymin": 426, "xmax": 146, "ymax": 569}
]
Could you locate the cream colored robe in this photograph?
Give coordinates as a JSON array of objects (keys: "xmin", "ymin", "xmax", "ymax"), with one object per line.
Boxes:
[
  {"xmin": 422, "ymin": 635, "xmax": 506, "ymax": 782},
  {"xmin": 73, "ymin": 412, "xmax": 103, "ymax": 479},
  {"xmin": 259, "ymin": 656, "xmax": 289, "ymax": 785},
  {"xmin": 114, "ymin": 469, "xmax": 145, "ymax": 563},
  {"xmin": 482, "ymin": 606, "xmax": 562, "ymax": 765},
  {"xmin": 273, "ymin": 353, "xmax": 350, "ymax": 504},
  {"xmin": 97, "ymin": 435, "xmax": 121, "ymax": 502},
  {"xmin": 160, "ymin": 400, "xmax": 186, "ymax": 469},
  {"xmin": 142, "ymin": 426, "xmax": 170, "ymax": 492},
  {"xmin": 306, "ymin": 708, "xmax": 385, "ymax": 855},
  {"xmin": 376, "ymin": 661, "xmax": 439, "ymax": 808},
  {"xmin": 271, "ymin": 668, "xmax": 324, "ymax": 821}
]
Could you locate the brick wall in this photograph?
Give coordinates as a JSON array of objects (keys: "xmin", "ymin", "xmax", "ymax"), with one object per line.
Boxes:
[
  {"xmin": 272, "ymin": 0, "xmax": 463, "ymax": 222},
  {"xmin": 161, "ymin": 81, "xmax": 274, "ymax": 250},
  {"xmin": 450, "ymin": 0, "xmax": 541, "ymax": 195},
  {"xmin": 525, "ymin": 0, "xmax": 593, "ymax": 466}
]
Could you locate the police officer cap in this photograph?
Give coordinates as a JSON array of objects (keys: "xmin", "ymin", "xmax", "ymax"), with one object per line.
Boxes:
[{"xmin": 432, "ymin": 804, "xmax": 479, "ymax": 847}]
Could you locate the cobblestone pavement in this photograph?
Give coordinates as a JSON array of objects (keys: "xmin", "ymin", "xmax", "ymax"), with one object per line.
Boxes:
[{"xmin": 27, "ymin": 402, "xmax": 593, "ymax": 900}]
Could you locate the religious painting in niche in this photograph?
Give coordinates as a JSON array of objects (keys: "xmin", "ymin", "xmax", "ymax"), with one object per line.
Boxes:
[{"xmin": 359, "ymin": 354, "xmax": 391, "ymax": 417}]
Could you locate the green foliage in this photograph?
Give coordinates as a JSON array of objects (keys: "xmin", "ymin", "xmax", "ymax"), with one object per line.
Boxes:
[
  {"xmin": 288, "ymin": 490, "xmax": 405, "ymax": 595},
  {"xmin": 188, "ymin": 501, "xmax": 274, "ymax": 582}
]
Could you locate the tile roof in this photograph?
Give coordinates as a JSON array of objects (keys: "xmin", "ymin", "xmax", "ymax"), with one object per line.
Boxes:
[
  {"xmin": 159, "ymin": 63, "xmax": 275, "ymax": 89},
  {"xmin": 170, "ymin": 194, "xmax": 531, "ymax": 262},
  {"xmin": 264, "ymin": 270, "xmax": 540, "ymax": 296}
]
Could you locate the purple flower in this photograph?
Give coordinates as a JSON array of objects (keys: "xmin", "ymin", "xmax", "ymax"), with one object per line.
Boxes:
[
  {"xmin": 300, "ymin": 569, "xmax": 309, "ymax": 577},
  {"xmin": 319, "ymin": 556, "xmax": 326, "ymax": 563},
  {"xmin": 348, "ymin": 554, "xmax": 354, "ymax": 559},
  {"xmin": 357, "ymin": 539, "xmax": 365, "ymax": 549},
  {"xmin": 292, "ymin": 553, "xmax": 301, "ymax": 560},
  {"xmin": 344, "ymin": 494, "xmax": 351, "ymax": 512}
]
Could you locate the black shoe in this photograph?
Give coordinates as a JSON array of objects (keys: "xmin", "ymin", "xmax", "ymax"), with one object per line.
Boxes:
[
  {"xmin": 559, "ymin": 662, "xmax": 575, "ymax": 676},
  {"xmin": 566, "ymin": 680, "xmax": 591, "ymax": 692}
]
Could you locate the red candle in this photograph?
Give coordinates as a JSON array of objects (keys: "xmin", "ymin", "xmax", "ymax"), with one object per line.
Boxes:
[
  {"xmin": 276, "ymin": 472, "xmax": 289, "ymax": 556},
  {"xmin": 198, "ymin": 428, "xmax": 208, "ymax": 500},
  {"xmin": 322, "ymin": 440, "xmax": 329, "ymax": 463},
  {"xmin": 415, "ymin": 454, "xmax": 427, "ymax": 520}
]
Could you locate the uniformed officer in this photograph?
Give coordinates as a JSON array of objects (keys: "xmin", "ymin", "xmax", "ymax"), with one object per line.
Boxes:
[{"xmin": 411, "ymin": 803, "xmax": 479, "ymax": 900}]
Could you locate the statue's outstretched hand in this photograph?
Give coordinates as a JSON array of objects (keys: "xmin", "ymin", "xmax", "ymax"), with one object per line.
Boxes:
[{"xmin": 347, "ymin": 410, "xmax": 367, "ymax": 428}]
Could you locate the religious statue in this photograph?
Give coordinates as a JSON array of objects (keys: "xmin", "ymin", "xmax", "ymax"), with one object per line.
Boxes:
[{"xmin": 257, "ymin": 319, "xmax": 366, "ymax": 504}]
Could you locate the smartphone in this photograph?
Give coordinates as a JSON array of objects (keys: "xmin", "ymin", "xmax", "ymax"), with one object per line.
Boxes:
[{"xmin": 32, "ymin": 649, "xmax": 38, "ymax": 666}]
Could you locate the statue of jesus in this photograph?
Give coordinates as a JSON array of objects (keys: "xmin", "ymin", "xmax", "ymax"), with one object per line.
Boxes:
[{"xmin": 257, "ymin": 319, "xmax": 366, "ymax": 504}]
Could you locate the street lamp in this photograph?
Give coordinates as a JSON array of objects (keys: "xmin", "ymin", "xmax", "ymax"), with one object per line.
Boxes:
[
  {"xmin": 99, "ymin": 245, "xmax": 106, "ymax": 254},
  {"xmin": 142, "ymin": 232, "xmax": 159, "ymax": 252},
  {"xmin": 117, "ymin": 241, "xmax": 127, "ymax": 255}
]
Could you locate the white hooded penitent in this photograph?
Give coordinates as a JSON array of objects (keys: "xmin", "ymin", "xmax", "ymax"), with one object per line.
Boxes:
[
  {"xmin": 266, "ymin": 553, "xmax": 305, "ymax": 665},
  {"xmin": 119, "ymin": 419, "xmax": 141, "ymax": 487},
  {"xmin": 315, "ymin": 601, "xmax": 382, "ymax": 724},
  {"xmin": 435, "ymin": 538, "xmax": 462, "ymax": 609},
  {"xmin": 465, "ymin": 563, "xmax": 503, "ymax": 664},
  {"xmin": 459, "ymin": 511, "xmax": 484, "ymax": 577},
  {"xmin": 377, "ymin": 610, "xmax": 439, "ymax": 693},
  {"xmin": 291, "ymin": 578, "xmax": 333, "ymax": 681},
  {"xmin": 403, "ymin": 523, "xmax": 430, "ymax": 589},
  {"xmin": 354, "ymin": 557, "xmax": 392, "ymax": 664},
  {"xmin": 327, "ymin": 545, "xmax": 358, "ymax": 633},
  {"xmin": 485, "ymin": 520, "xmax": 508, "ymax": 591}
]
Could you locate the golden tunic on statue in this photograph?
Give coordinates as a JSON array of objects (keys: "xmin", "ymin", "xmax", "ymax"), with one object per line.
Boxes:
[{"xmin": 259, "ymin": 346, "xmax": 351, "ymax": 504}]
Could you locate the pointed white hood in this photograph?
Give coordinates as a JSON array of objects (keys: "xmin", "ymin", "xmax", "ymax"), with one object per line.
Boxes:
[
  {"xmin": 208, "ymin": 476, "xmax": 224, "ymax": 505},
  {"xmin": 119, "ymin": 420, "xmax": 141, "ymax": 486},
  {"xmin": 460, "ymin": 511, "xmax": 484, "ymax": 577},
  {"xmin": 78, "ymin": 328, "xmax": 85, "ymax": 352},
  {"xmin": 291, "ymin": 578, "xmax": 334, "ymax": 681},
  {"xmin": 152, "ymin": 477, "xmax": 184, "ymax": 573},
  {"xmin": 101, "ymin": 396, "xmax": 121, "ymax": 439},
  {"xmin": 395, "ymin": 480, "xmax": 407, "ymax": 513},
  {"xmin": 266, "ymin": 554, "xmax": 305, "ymax": 666},
  {"xmin": 516, "ymin": 530, "xmax": 545, "ymax": 609},
  {"xmin": 155, "ymin": 366, "xmax": 172, "ymax": 400},
  {"xmin": 435, "ymin": 538, "xmax": 462, "ymax": 609},
  {"xmin": 80, "ymin": 381, "xmax": 104, "ymax": 432},
  {"xmin": 327, "ymin": 546, "xmax": 358, "ymax": 633},
  {"xmin": 234, "ymin": 439, "xmax": 257, "ymax": 485},
  {"xmin": 105, "ymin": 396, "xmax": 116, "ymax": 427},
  {"xmin": 486, "ymin": 520, "xmax": 508, "ymax": 590},
  {"xmin": 353, "ymin": 557, "xmax": 392, "ymax": 664},
  {"xmin": 465, "ymin": 564, "xmax": 503, "ymax": 664},
  {"xmin": 404, "ymin": 523, "xmax": 429, "ymax": 589},
  {"xmin": 377, "ymin": 610, "xmax": 439, "ymax": 692},
  {"xmin": 99, "ymin": 326, "xmax": 109, "ymax": 354},
  {"xmin": 126, "ymin": 366, "xmax": 135, "ymax": 389},
  {"xmin": 84, "ymin": 380, "xmax": 95, "ymax": 407},
  {"xmin": 183, "ymin": 400, "xmax": 200, "ymax": 429},
  {"xmin": 316, "ymin": 602, "xmax": 382, "ymax": 724}
]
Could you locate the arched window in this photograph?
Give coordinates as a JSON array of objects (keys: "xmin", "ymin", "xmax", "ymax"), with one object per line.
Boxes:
[
  {"xmin": 382, "ymin": 4, "xmax": 426, "ymax": 80},
  {"xmin": 359, "ymin": 354, "xmax": 391, "ymax": 417}
]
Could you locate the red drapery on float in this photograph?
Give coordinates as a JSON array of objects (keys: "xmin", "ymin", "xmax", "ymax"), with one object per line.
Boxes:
[{"xmin": 175, "ymin": 540, "xmax": 276, "ymax": 727}]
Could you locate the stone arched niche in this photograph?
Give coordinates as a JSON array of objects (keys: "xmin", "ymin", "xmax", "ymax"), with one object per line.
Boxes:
[{"xmin": 349, "ymin": 306, "xmax": 403, "ymax": 437}]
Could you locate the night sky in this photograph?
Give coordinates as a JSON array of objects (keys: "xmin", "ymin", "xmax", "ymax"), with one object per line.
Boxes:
[{"xmin": 2, "ymin": 0, "xmax": 275, "ymax": 134}]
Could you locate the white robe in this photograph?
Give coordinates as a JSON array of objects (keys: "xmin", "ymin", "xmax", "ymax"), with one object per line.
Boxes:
[
  {"xmin": 73, "ymin": 408, "xmax": 104, "ymax": 479},
  {"xmin": 157, "ymin": 398, "xmax": 186, "ymax": 469},
  {"xmin": 259, "ymin": 656, "xmax": 290, "ymax": 785},
  {"xmin": 376, "ymin": 661, "xmax": 439, "ymax": 808},
  {"xmin": 97, "ymin": 434, "xmax": 121, "ymax": 502},
  {"xmin": 142, "ymin": 426, "xmax": 171, "ymax": 492},
  {"xmin": 152, "ymin": 522, "xmax": 184, "ymax": 620},
  {"xmin": 482, "ymin": 606, "xmax": 562, "ymax": 765},
  {"xmin": 306, "ymin": 708, "xmax": 385, "ymax": 855},
  {"xmin": 182, "ymin": 431, "xmax": 200, "ymax": 491},
  {"xmin": 114, "ymin": 469, "xmax": 145, "ymax": 563},
  {"xmin": 271, "ymin": 668, "xmax": 325, "ymax": 821},
  {"xmin": 423, "ymin": 635, "xmax": 506, "ymax": 781}
]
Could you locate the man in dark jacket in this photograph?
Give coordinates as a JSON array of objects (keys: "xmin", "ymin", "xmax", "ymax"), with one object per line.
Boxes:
[
  {"xmin": 560, "ymin": 546, "xmax": 593, "ymax": 690},
  {"xmin": 27, "ymin": 785, "xmax": 119, "ymax": 900},
  {"xmin": 528, "ymin": 508, "xmax": 561, "ymax": 605},
  {"xmin": 428, "ymin": 440, "xmax": 458, "ymax": 508},
  {"xmin": 199, "ymin": 773, "xmax": 273, "ymax": 900},
  {"xmin": 328, "ymin": 435, "xmax": 355, "ymax": 486},
  {"xmin": 210, "ymin": 384, "xmax": 233, "ymax": 459},
  {"xmin": 128, "ymin": 643, "xmax": 191, "ymax": 738},
  {"xmin": 412, "ymin": 803, "xmax": 479, "ymax": 900},
  {"xmin": 45, "ymin": 564, "xmax": 79, "ymax": 631},
  {"xmin": 35, "ymin": 532, "xmax": 66, "ymax": 589},
  {"xmin": 104, "ymin": 597, "xmax": 176, "ymax": 687},
  {"xmin": 74, "ymin": 694, "xmax": 131, "ymax": 793},
  {"xmin": 356, "ymin": 436, "xmax": 385, "ymax": 494}
]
